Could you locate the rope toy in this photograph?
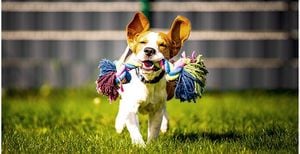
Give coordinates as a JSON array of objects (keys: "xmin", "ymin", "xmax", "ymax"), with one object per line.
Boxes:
[{"xmin": 96, "ymin": 51, "xmax": 208, "ymax": 102}]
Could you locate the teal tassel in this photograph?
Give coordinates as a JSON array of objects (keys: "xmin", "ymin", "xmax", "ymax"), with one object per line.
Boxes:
[{"xmin": 175, "ymin": 55, "xmax": 208, "ymax": 102}]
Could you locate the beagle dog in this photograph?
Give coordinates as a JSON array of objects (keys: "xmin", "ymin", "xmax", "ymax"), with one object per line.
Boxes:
[{"xmin": 115, "ymin": 12, "xmax": 191, "ymax": 146}]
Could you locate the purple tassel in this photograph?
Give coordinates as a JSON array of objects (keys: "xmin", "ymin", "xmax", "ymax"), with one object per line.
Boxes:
[
  {"xmin": 96, "ymin": 59, "xmax": 119, "ymax": 102},
  {"xmin": 96, "ymin": 71, "xmax": 119, "ymax": 102}
]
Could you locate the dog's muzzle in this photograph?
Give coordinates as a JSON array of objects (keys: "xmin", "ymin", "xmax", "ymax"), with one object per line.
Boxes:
[
  {"xmin": 141, "ymin": 60, "xmax": 160, "ymax": 71},
  {"xmin": 144, "ymin": 47, "xmax": 156, "ymax": 57},
  {"xmin": 136, "ymin": 60, "xmax": 165, "ymax": 84}
]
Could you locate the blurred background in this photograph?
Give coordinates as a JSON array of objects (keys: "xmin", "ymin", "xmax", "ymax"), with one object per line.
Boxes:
[{"xmin": 2, "ymin": 0, "xmax": 298, "ymax": 90}]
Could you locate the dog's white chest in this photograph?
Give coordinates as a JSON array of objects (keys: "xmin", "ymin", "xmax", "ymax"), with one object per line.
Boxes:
[{"xmin": 119, "ymin": 70, "xmax": 167, "ymax": 114}]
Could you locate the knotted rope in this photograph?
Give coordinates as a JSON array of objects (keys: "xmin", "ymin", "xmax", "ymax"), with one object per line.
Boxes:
[{"xmin": 96, "ymin": 51, "xmax": 208, "ymax": 102}]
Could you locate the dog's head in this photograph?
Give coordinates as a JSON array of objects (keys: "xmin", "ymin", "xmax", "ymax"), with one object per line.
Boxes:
[{"xmin": 126, "ymin": 12, "xmax": 191, "ymax": 81}]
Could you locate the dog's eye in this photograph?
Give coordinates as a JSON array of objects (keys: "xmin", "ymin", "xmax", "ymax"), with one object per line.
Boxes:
[
  {"xmin": 139, "ymin": 41, "xmax": 147, "ymax": 44},
  {"xmin": 159, "ymin": 43, "xmax": 167, "ymax": 48}
]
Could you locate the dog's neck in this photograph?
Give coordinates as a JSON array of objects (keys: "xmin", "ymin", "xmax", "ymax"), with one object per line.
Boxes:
[{"xmin": 136, "ymin": 69, "xmax": 165, "ymax": 84}]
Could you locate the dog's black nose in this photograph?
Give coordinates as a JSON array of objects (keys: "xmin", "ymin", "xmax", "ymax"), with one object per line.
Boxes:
[{"xmin": 144, "ymin": 47, "xmax": 156, "ymax": 56}]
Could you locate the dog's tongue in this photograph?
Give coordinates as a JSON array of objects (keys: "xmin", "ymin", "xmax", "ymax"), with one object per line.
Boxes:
[
  {"xmin": 143, "ymin": 61, "xmax": 153, "ymax": 67},
  {"xmin": 142, "ymin": 61, "xmax": 155, "ymax": 71}
]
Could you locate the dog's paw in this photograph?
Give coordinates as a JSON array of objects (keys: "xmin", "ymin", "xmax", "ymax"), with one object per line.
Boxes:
[
  {"xmin": 115, "ymin": 125, "xmax": 124, "ymax": 134},
  {"xmin": 160, "ymin": 122, "xmax": 168, "ymax": 133},
  {"xmin": 116, "ymin": 128, "xmax": 123, "ymax": 134},
  {"xmin": 160, "ymin": 127, "xmax": 168, "ymax": 133},
  {"xmin": 132, "ymin": 139, "xmax": 146, "ymax": 148},
  {"xmin": 115, "ymin": 121, "xmax": 125, "ymax": 134}
]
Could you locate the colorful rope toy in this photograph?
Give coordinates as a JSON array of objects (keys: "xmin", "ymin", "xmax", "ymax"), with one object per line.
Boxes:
[{"xmin": 96, "ymin": 51, "xmax": 208, "ymax": 102}]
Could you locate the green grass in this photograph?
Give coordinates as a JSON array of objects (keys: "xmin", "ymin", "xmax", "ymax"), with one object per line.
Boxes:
[{"xmin": 2, "ymin": 88, "xmax": 298, "ymax": 153}]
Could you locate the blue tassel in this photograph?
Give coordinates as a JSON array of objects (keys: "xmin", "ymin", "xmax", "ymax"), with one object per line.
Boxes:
[
  {"xmin": 175, "ymin": 70, "xmax": 198, "ymax": 102},
  {"xmin": 174, "ymin": 55, "xmax": 208, "ymax": 103},
  {"xmin": 98, "ymin": 59, "xmax": 117, "ymax": 77}
]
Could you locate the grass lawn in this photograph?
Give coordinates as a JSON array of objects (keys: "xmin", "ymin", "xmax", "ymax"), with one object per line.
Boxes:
[{"xmin": 2, "ymin": 87, "xmax": 298, "ymax": 153}]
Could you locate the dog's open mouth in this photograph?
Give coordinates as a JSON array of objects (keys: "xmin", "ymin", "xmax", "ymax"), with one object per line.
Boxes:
[{"xmin": 141, "ymin": 60, "xmax": 161, "ymax": 72}]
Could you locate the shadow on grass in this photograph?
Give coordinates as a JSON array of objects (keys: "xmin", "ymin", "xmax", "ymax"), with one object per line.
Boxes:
[{"xmin": 172, "ymin": 131, "xmax": 242, "ymax": 143}]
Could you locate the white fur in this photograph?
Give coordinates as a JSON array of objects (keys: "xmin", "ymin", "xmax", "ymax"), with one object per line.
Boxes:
[
  {"xmin": 135, "ymin": 32, "xmax": 165, "ymax": 62},
  {"xmin": 115, "ymin": 32, "xmax": 169, "ymax": 146}
]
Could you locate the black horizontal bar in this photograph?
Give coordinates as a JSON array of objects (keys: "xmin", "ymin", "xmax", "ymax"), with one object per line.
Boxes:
[
  {"xmin": 2, "ymin": 40, "xmax": 298, "ymax": 60},
  {"xmin": 2, "ymin": 11, "xmax": 298, "ymax": 31}
]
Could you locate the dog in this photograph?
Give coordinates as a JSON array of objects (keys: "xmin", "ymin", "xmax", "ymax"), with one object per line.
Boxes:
[{"xmin": 115, "ymin": 12, "xmax": 191, "ymax": 146}]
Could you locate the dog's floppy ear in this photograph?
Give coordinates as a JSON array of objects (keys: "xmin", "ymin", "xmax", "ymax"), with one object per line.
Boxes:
[
  {"xmin": 126, "ymin": 12, "xmax": 150, "ymax": 48},
  {"xmin": 168, "ymin": 16, "xmax": 191, "ymax": 58}
]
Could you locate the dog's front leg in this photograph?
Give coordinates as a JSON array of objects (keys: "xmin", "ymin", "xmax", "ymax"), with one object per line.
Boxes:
[
  {"xmin": 126, "ymin": 112, "xmax": 145, "ymax": 146},
  {"xmin": 147, "ymin": 108, "xmax": 163, "ymax": 143},
  {"xmin": 116, "ymin": 99, "xmax": 145, "ymax": 146},
  {"xmin": 115, "ymin": 100, "xmax": 129, "ymax": 133},
  {"xmin": 160, "ymin": 107, "xmax": 168, "ymax": 133}
]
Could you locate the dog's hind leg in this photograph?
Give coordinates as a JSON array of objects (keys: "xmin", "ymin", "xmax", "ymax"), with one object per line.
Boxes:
[
  {"xmin": 160, "ymin": 107, "xmax": 168, "ymax": 133},
  {"xmin": 147, "ymin": 108, "xmax": 163, "ymax": 143}
]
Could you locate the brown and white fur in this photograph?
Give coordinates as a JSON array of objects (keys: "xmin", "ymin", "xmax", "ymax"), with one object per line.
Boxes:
[{"xmin": 115, "ymin": 12, "xmax": 191, "ymax": 146}]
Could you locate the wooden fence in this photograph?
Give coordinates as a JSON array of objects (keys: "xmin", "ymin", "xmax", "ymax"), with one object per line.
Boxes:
[{"xmin": 2, "ymin": 0, "xmax": 298, "ymax": 90}]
